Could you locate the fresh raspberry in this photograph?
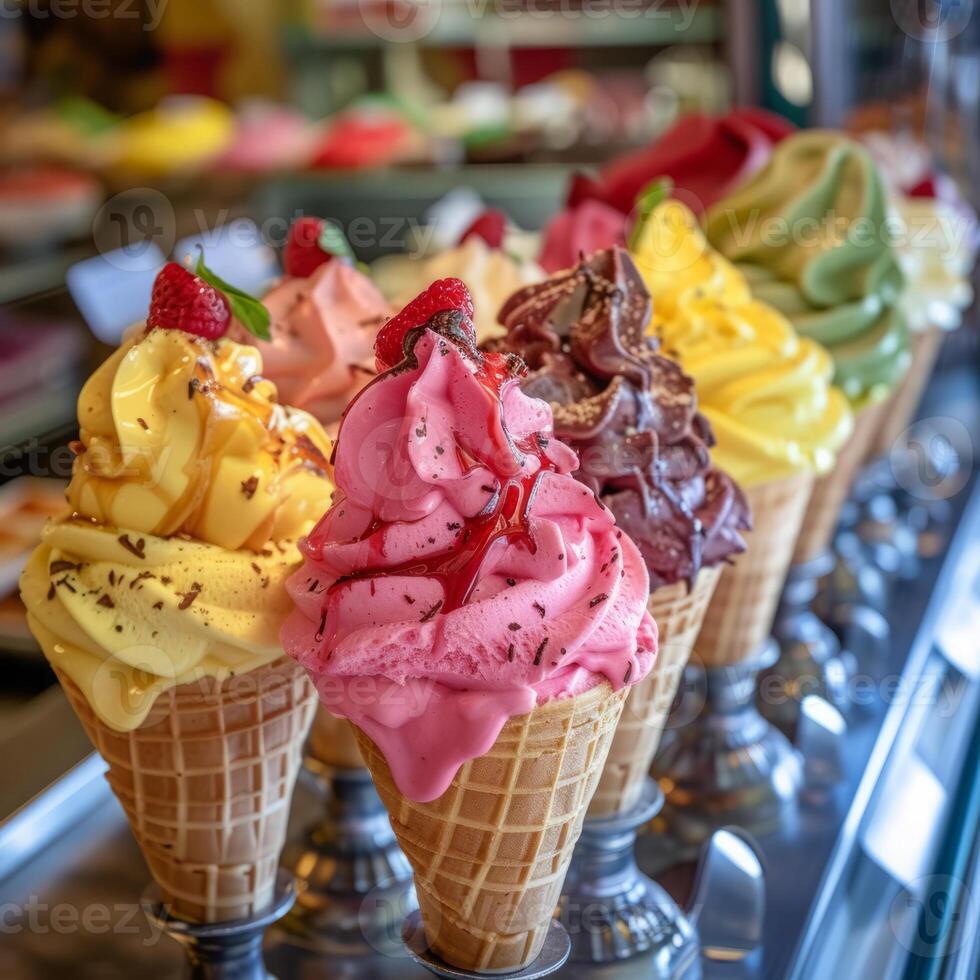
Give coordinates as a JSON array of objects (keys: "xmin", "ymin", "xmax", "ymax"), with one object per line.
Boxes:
[
  {"xmin": 459, "ymin": 209, "xmax": 507, "ymax": 249},
  {"xmin": 909, "ymin": 175, "xmax": 938, "ymax": 199},
  {"xmin": 147, "ymin": 263, "xmax": 230, "ymax": 340},
  {"xmin": 283, "ymin": 216, "xmax": 331, "ymax": 278},
  {"xmin": 375, "ymin": 278, "xmax": 475, "ymax": 370}
]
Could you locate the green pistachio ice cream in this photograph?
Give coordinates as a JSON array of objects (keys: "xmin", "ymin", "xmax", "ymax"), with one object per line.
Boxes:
[{"xmin": 705, "ymin": 130, "xmax": 911, "ymax": 408}]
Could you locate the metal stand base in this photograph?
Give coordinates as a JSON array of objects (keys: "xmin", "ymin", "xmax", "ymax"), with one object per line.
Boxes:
[
  {"xmin": 142, "ymin": 870, "xmax": 295, "ymax": 980},
  {"xmin": 651, "ymin": 640, "xmax": 802, "ymax": 846},
  {"xmin": 402, "ymin": 911, "xmax": 570, "ymax": 979},
  {"xmin": 559, "ymin": 778, "xmax": 698, "ymax": 970},
  {"xmin": 282, "ymin": 764, "xmax": 415, "ymax": 954},
  {"xmin": 760, "ymin": 552, "xmax": 853, "ymax": 735}
]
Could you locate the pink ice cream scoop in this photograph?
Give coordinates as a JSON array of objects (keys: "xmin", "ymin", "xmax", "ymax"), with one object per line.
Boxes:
[
  {"xmin": 228, "ymin": 260, "xmax": 391, "ymax": 428},
  {"xmin": 538, "ymin": 198, "xmax": 627, "ymax": 274},
  {"xmin": 281, "ymin": 310, "xmax": 657, "ymax": 802}
]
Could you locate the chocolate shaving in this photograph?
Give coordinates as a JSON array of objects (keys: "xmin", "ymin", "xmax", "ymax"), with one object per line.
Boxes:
[
  {"xmin": 177, "ymin": 585, "xmax": 201, "ymax": 610},
  {"xmin": 506, "ymin": 578, "xmax": 517, "ymax": 587},
  {"xmin": 308, "ymin": 579, "xmax": 320, "ymax": 592},
  {"xmin": 56, "ymin": 577, "xmax": 76, "ymax": 593},
  {"xmin": 153, "ymin": 601, "xmax": 164, "ymax": 610},
  {"xmin": 50, "ymin": 560, "xmax": 80, "ymax": 574},
  {"xmin": 97, "ymin": 594, "xmax": 114, "ymax": 609},
  {"xmin": 481, "ymin": 484, "xmax": 496, "ymax": 493},
  {"xmin": 47, "ymin": 584, "xmax": 55, "ymax": 600},
  {"xmin": 420, "ymin": 599, "xmax": 443, "ymax": 623},
  {"xmin": 118, "ymin": 534, "xmax": 146, "ymax": 559},
  {"xmin": 137, "ymin": 417, "xmax": 148, "ymax": 430},
  {"xmin": 316, "ymin": 611, "xmax": 327, "ymax": 640},
  {"xmin": 590, "ymin": 593, "xmax": 609, "ymax": 607},
  {"xmin": 404, "ymin": 594, "xmax": 416, "ymax": 605},
  {"xmin": 533, "ymin": 638, "xmax": 549, "ymax": 666},
  {"xmin": 251, "ymin": 562, "xmax": 262, "ymax": 575},
  {"xmin": 241, "ymin": 475, "xmax": 259, "ymax": 499},
  {"xmin": 130, "ymin": 571, "xmax": 154, "ymax": 589},
  {"xmin": 507, "ymin": 643, "xmax": 515, "ymax": 662},
  {"xmin": 108, "ymin": 570, "xmax": 116, "ymax": 586},
  {"xmin": 533, "ymin": 602, "xmax": 546, "ymax": 618},
  {"xmin": 508, "ymin": 622, "xmax": 521, "ymax": 631},
  {"xmin": 623, "ymin": 662, "xmax": 633, "ymax": 684}
]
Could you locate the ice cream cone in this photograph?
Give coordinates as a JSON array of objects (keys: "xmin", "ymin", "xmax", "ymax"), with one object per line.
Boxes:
[
  {"xmin": 868, "ymin": 325, "xmax": 944, "ymax": 461},
  {"xmin": 589, "ymin": 565, "xmax": 720, "ymax": 818},
  {"xmin": 354, "ymin": 682, "xmax": 627, "ymax": 974},
  {"xmin": 793, "ymin": 402, "xmax": 886, "ymax": 564},
  {"xmin": 55, "ymin": 657, "xmax": 316, "ymax": 923},
  {"xmin": 696, "ymin": 473, "xmax": 814, "ymax": 667},
  {"xmin": 308, "ymin": 706, "xmax": 364, "ymax": 770}
]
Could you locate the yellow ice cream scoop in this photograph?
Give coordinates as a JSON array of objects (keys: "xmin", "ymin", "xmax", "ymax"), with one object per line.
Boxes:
[
  {"xmin": 631, "ymin": 200, "xmax": 853, "ymax": 487},
  {"xmin": 21, "ymin": 521, "xmax": 304, "ymax": 730},
  {"xmin": 69, "ymin": 327, "xmax": 331, "ymax": 552},
  {"xmin": 22, "ymin": 325, "xmax": 334, "ymax": 730}
]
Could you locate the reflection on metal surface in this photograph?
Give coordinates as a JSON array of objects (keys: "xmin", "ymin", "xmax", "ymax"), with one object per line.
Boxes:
[
  {"xmin": 689, "ymin": 828, "xmax": 765, "ymax": 961},
  {"xmin": 281, "ymin": 763, "xmax": 415, "ymax": 954},
  {"xmin": 761, "ymin": 552, "xmax": 853, "ymax": 735},
  {"xmin": 559, "ymin": 779, "xmax": 698, "ymax": 969},
  {"xmin": 797, "ymin": 696, "xmax": 847, "ymax": 797},
  {"xmin": 142, "ymin": 869, "xmax": 296, "ymax": 980},
  {"xmin": 401, "ymin": 911, "xmax": 570, "ymax": 979},
  {"xmin": 652, "ymin": 641, "xmax": 803, "ymax": 847}
]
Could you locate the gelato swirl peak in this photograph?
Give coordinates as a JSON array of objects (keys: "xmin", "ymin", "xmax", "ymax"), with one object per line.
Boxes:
[
  {"xmin": 69, "ymin": 327, "xmax": 333, "ymax": 552},
  {"xmin": 705, "ymin": 130, "xmax": 910, "ymax": 405},
  {"xmin": 282, "ymin": 312, "xmax": 656, "ymax": 801},
  {"xmin": 497, "ymin": 247, "xmax": 750, "ymax": 590}
]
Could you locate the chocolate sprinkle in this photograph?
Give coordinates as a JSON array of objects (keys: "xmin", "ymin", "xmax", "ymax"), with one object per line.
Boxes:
[
  {"xmin": 623, "ymin": 662, "xmax": 633, "ymax": 684},
  {"xmin": 177, "ymin": 585, "xmax": 201, "ymax": 610},
  {"xmin": 420, "ymin": 599, "xmax": 443, "ymax": 623},
  {"xmin": 508, "ymin": 622, "xmax": 521, "ymax": 631},
  {"xmin": 153, "ymin": 601, "xmax": 164, "ymax": 610},
  {"xmin": 533, "ymin": 601, "xmax": 546, "ymax": 618},
  {"xmin": 404, "ymin": 594, "xmax": 416, "ymax": 605},
  {"xmin": 533, "ymin": 638, "xmax": 549, "ymax": 666},
  {"xmin": 507, "ymin": 643, "xmax": 515, "ymax": 662},
  {"xmin": 97, "ymin": 594, "xmax": 114, "ymax": 609},
  {"xmin": 590, "ymin": 593, "xmax": 609, "ymax": 607},
  {"xmin": 50, "ymin": 560, "xmax": 80, "ymax": 574},
  {"xmin": 137, "ymin": 417, "xmax": 148, "ymax": 430},
  {"xmin": 118, "ymin": 534, "xmax": 146, "ymax": 559},
  {"xmin": 241, "ymin": 475, "xmax": 259, "ymax": 499}
]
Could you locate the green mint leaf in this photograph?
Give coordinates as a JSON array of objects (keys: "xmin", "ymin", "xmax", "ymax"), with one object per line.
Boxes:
[
  {"xmin": 628, "ymin": 177, "xmax": 674, "ymax": 252},
  {"xmin": 194, "ymin": 250, "xmax": 271, "ymax": 341},
  {"xmin": 317, "ymin": 221, "xmax": 355, "ymax": 261}
]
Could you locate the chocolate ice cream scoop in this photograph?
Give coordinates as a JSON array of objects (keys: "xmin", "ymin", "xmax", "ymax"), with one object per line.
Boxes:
[{"xmin": 496, "ymin": 247, "xmax": 751, "ymax": 590}]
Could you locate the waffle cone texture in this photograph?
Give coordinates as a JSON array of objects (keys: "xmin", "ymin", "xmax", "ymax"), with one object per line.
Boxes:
[
  {"xmin": 308, "ymin": 706, "xmax": 364, "ymax": 771},
  {"xmin": 869, "ymin": 325, "xmax": 944, "ymax": 460},
  {"xmin": 588, "ymin": 566, "xmax": 720, "ymax": 818},
  {"xmin": 354, "ymin": 681, "xmax": 626, "ymax": 974},
  {"xmin": 793, "ymin": 402, "xmax": 886, "ymax": 564},
  {"xmin": 695, "ymin": 473, "xmax": 814, "ymax": 667},
  {"xmin": 56, "ymin": 657, "xmax": 317, "ymax": 923}
]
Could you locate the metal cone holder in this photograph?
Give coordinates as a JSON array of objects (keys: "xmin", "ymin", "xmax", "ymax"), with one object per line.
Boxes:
[
  {"xmin": 559, "ymin": 778, "xmax": 697, "ymax": 968},
  {"xmin": 142, "ymin": 870, "xmax": 295, "ymax": 980},
  {"xmin": 402, "ymin": 913, "xmax": 571, "ymax": 979},
  {"xmin": 283, "ymin": 758, "xmax": 415, "ymax": 953},
  {"xmin": 651, "ymin": 640, "xmax": 804, "ymax": 848},
  {"xmin": 758, "ymin": 551, "xmax": 856, "ymax": 736}
]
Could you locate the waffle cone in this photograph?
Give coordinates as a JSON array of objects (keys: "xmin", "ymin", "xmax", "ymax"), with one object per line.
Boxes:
[
  {"xmin": 308, "ymin": 706, "xmax": 364, "ymax": 770},
  {"xmin": 793, "ymin": 402, "xmax": 886, "ymax": 564},
  {"xmin": 696, "ymin": 472, "xmax": 814, "ymax": 667},
  {"xmin": 55, "ymin": 657, "xmax": 316, "ymax": 923},
  {"xmin": 588, "ymin": 566, "xmax": 720, "ymax": 818},
  {"xmin": 354, "ymin": 681, "xmax": 626, "ymax": 974},
  {"xmin": 868, "ymin": 325, "xmax": 944, "ymax": 460}
]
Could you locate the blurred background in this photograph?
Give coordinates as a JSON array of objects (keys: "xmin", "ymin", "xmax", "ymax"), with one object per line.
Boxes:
[{"xmin": 0, "ymin": 0, "xmax": 976, "ymax": 744}]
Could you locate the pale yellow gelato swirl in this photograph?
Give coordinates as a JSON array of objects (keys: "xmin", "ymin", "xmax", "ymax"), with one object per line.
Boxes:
[
  {"xmin": 22, "ymin": 521, "xmax": 304, "ymax": 730},
  {"xmin": 632, "ymin": 201, "xmax": 853, "ymax": 487},
  {"xmin": 69, "ymin": 327, "xmax": 331, "ymax": 552},
  {"xmin": 22, "ymin": 327, "xmax": 334, "ymax": 730}
]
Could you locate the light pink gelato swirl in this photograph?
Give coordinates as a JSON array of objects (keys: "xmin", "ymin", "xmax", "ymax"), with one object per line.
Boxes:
[
  {"xmin": 281, "ymin": 321, "xmax": 656, "ymax": 801},
  {"xmin": 229, "ymin": 261, "xmax": 391, "ymax": 427}
]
